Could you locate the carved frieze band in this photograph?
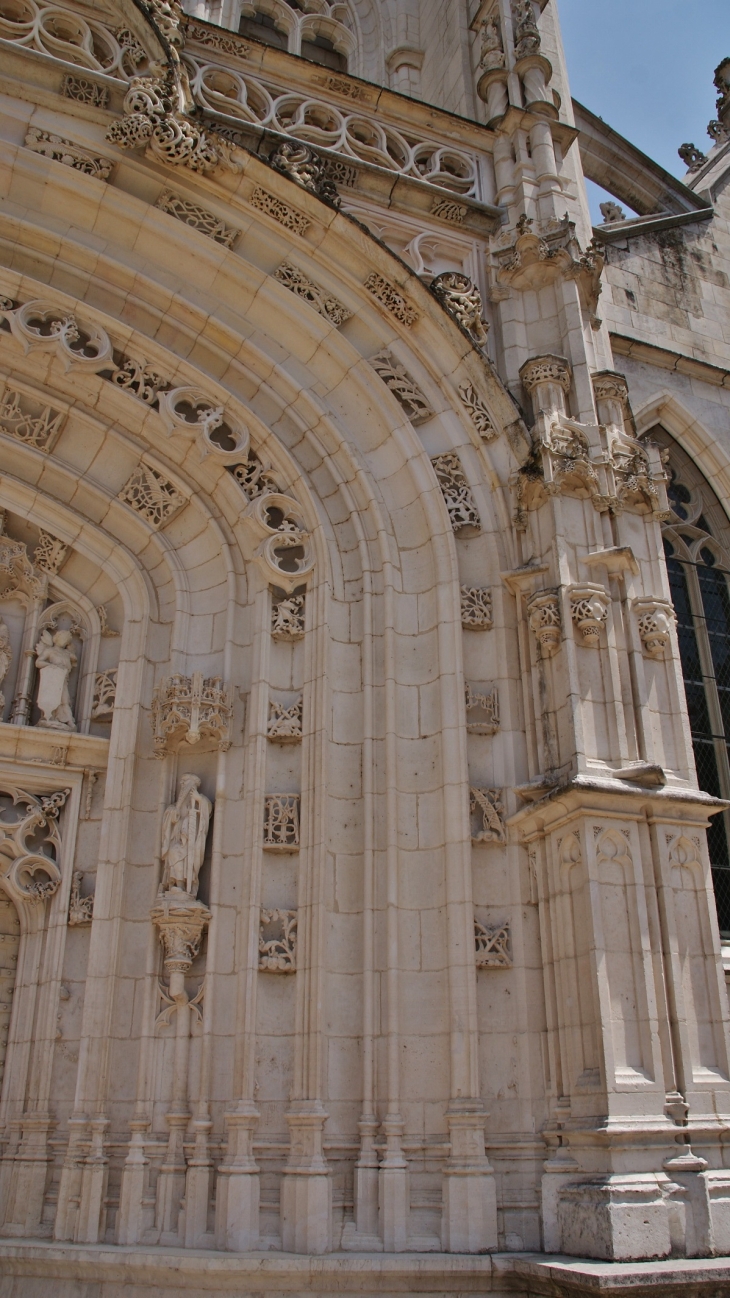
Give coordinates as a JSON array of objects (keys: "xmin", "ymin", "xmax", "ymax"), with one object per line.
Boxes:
[{"xmin": 156, "ymin": 190, "xmax": 240, "ymax": 247}]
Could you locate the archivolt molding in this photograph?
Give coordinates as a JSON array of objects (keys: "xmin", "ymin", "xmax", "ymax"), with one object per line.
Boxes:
[{"xmin": 634, "ymin": 390, "xmax": 730, "ymax": 524}]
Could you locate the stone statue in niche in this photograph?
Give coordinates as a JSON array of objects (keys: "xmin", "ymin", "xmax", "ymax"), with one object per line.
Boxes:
[
  {"xmin": 34, "ymin": 628, "xmax": 77, "ymax": 730},
  {"xmin": 160, "ymin": 774, "xmax": 211, "ymax": 899},
  {"xmin": 0, "ymin": 620, "xmax": 11, "ymax": 710}
]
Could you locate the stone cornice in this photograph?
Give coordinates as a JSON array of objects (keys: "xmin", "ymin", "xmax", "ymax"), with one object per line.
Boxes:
[{"xmin": 610, "ymin": 333, "xmax": 730, "ymax": 390}]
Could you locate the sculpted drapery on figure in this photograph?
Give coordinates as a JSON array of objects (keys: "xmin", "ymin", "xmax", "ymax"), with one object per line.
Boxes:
[
  {"xmin": 34, "ymin": 628, "xmax": 77, "ymax": 731},
  {"xmin": 160, "ymin": 774, "xmax": 211, "ymax": 898}
]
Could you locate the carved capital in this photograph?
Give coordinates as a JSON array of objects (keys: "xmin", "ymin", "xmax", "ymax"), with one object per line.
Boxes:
[
  {"xmin": 520, "ymin": 354, "xmax": 572, "ymax": 395},
  {"xmin": 591, "ymin": 370, "xmax": 629, "ymax": 405},
  {"xmin": 527, "ymin": 590, "xmax": 561, "ymax": 657},
  {"xmin": 569, "ymin": 584, "xmax": 609, "ymax": 646}
]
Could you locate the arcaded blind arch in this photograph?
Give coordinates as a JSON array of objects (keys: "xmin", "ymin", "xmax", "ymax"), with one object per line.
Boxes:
[{"xmin": 649, "ymin": 424, "xmax": 730, "ymax": 938}]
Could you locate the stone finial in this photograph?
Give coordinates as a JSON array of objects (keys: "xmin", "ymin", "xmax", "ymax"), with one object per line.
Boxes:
[
  {"xmin": 678, "ymin": 143, "xmax": 706, "ymax": 172},
  {"xmin": 633, "ymin": 598, "xmax": 676, "ymax": 659},
  {"xmin": 569, "ymin": 585, "xmax": 609, "ymax": 646},
  {"xmin": 599, "ymin": 201, "xmax": 626, "ymax": 224},
  {"xmin": 527, "ymin": 591, "xmax": 561, "ymax": 658}
]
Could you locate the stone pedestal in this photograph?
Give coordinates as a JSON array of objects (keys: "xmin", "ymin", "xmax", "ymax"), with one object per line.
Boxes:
[
  {"xmin": 216, "ymin": 1104, "xmax": 260, "ymax": 1252},
  {"xmin": 280, "ymin": 1105, "xmax": 331, "ymax": 1255},
  {"xmin": 557, "ymin": 1174, "xmax": 674, "ymax": 1261},
  {"xmin": 378, "ymin": 1115, "xmax": 409, "ymax": 1252},
  {"xmin": 116, "ymin": 1121, "xmax": 150, "ymax": 1246},
  {"xmin": 441, "ymin": 1104, "xmax": 498, "ymax": 1252},
  {"xmin": 75, "ymin": 1118, "xmax": 109, "ymax": 1244},
  {"xmin": 0, "ymin": 1114, "xmax": 55, "ymax": 1238}
]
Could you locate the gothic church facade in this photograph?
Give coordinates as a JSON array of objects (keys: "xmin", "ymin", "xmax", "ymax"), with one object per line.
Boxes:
[{"xmin": 0, "ymin": 0, "xmax": 728, "ymax": 1293}]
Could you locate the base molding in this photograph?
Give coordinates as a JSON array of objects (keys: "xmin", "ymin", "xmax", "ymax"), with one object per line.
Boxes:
[{"xmin": 0, "ymin": 1242, "xmax": 729, "ymax": 1296}]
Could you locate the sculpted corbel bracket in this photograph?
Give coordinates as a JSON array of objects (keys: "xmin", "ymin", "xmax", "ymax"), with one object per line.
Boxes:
[
  {"xmin": 527, "ymin": 590, "xmax": 561, "ymax": 658},
  {"xmin": 633, "ymin": 597, "xmax": 676, "ymax": 660},
  {"xmin": 568, "ymin": 584, "xmax": 610, "ymax": 647}
]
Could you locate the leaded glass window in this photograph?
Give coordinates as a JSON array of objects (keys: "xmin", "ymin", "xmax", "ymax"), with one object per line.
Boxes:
[{"xmin": 650, "ymin": 425, "xmax": 730, "ymax": 937}]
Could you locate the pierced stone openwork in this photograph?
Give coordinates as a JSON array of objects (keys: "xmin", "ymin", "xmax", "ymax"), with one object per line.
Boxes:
[
  {"xmin": 430, "ymin": 454, "xmax": 480, "ymax": 532},
  {"xmin": 250, "ymin": 188, "xmax": 310, "ymax": 236},
  {"xmin": 272, "ymin": 592, "xmax": 305, "ymax": 640},
  {"xmin": 91, "ymin": 669, "xmax": 117, "ymax": 720},
  {"xmin": 25, "ymin": 127, "xmax": 113, "ymax": 180},
  {"xmin": 458, "ymin": 384, "xmax": 497, "ymax": 441},
  {"xmin": 151, "ymin": 673, "xmax": 232, "ymax": 756},
  {"xmin": 2, "ymin": 300, "xmax": 114, "ymax": 372},
  {"xmin": 34, "ymin": 531, "xmax": 68, "ymax": 575},
  {"xmin": 108, "ymin": 355, "xmax": 170, "ymax": 408},
  {"xmin": 475, "ymin": 918, "xmax": 512, "ymax": 968},
  {"xmin": 118, "ymin": 465, "xmax": 186, "ymax": 529},
  {"xmin": 0, "ymin": 787, "xmax": 68, "ymax": 905},
  {"xmin": 267, "ymin": 697, "xmax": 303, "ymax": 742},
  {"xmin": 157, "ymin": 387, "xmax": 249, "ymax": 461},
  {"xmin": 364, "ymin": 273, "xmax": 419, "ymax": 326},
  {"xmin": 0, "ymin": 387, "xmax": 65, "ymax": 452},
  {"xmin": 369, "ymin": 351, "xmax": 433, "ymax": 425},
  {"xmin": 263, "ymin": 795, "xmax": 300, "ymax": 850},
  {"xmin": 470, "ymin": 788, "xmax": 506, "ymax": 843},
  {"xmin": 155, "ymin": 190, "xmax": 239, "ymax": 247},
  {"xmin": 430, "ymin": 273, "xmax": 489, "ymax": 348},
  {"xmin": 259, "ymin": 908, "xmax": 297, "ymax": 972},
  {"xmin": 465, "ymin": 682, "xmax": 499, "ymax": 734},
  {"xmin": 274, "ymin": 263, "xmax": 352, "ymax": 327},
  {"xmin": 527, "ymin": 591, "xmax": 561, "ymax": 658},
  {"xmin": 460, "ymin": 586, "xmax": 493, "ymax": 629}
]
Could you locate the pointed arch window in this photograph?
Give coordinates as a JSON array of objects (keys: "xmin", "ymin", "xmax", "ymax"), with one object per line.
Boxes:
[{"xmin": 650, "ymin": 425, "xmax": 730, "ymax": 937}]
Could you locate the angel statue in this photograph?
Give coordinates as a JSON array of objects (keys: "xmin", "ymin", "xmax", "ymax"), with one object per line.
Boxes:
[
  {"xmin": 34, "ymin": 627, "xmax": 77, "ymax": 731},
  {"xmin": 0, "ymin": 620, "xmax": 11, "ymax": 712},
  {"xmin": 160, "ymin": 774, "xmax": 211, "ymax": 899}
]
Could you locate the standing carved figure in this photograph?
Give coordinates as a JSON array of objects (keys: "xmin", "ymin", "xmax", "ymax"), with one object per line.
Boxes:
[
  {"xmin": 34, "ymin": 628, "xmax": 77, "ymax": 730},
  {"xmin": 160, "ymin": 774, "xmax": 211, "ymax": 898},
  {"xmin": 0, "ymin": 620, "xmax": 11, "ymax": 711}
]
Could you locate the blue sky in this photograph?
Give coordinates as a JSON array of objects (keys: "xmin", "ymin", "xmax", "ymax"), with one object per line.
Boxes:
[{"xmin": 557, "ymin": 0, "xmax": 726, "ymax": 223}]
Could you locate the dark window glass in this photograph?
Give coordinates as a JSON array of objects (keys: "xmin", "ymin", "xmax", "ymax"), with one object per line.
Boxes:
[
  {"xmin": 665, "ymin": 539, "xmax": 730, "ymax": 935},
  {"xmin": 301, "ymin": 34, "xmax": 347, "ymax": 70},
  {"xmin": 238, "ymin": 11, "xmax": 288, "ymax": 48}
]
